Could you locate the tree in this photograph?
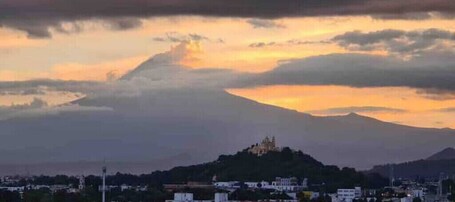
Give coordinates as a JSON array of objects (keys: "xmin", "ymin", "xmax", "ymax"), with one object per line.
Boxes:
[{"xmin": 413, "ymin": 197, "xmax": 422, "ymax": 202}]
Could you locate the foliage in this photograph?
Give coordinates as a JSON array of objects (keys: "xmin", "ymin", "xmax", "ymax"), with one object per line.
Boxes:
[{"xmin": 145, "ymin": 147, "xmax": 387, "ymax": 191}]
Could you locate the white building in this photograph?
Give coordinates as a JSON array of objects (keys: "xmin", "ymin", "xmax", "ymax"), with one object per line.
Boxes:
[
  {"xmin": 267, "ymin": 177, "xmax": 305, "ymax": 192},
  {"xmin": 0, "ymin": 186, "xmax": 24, "ymax": 192},
  {"xmin": 411, "ymin": 188, "xmax": 424, "ymax": 199},
  {"xmin": 214, "ymin": 193, "xmax": 228, "ymax": 202},
  {"xmin": 213, "ymin": 181, "xmax": 239, "ymax": 189},
  {"xmin": 245, "ymin": 181, "xmax": 270, "ymax": 189},
  {"xmin": 78, "ymin": 175, "xmax": 85, "ymax": 190},
  {"xmin": 215, "ymin": 177, "xmax": 305, "ymax": 192},
  {"xmin": 400, "ymin": 196, "xmax": 413, "ymax": 202},
  {"xmin": 337, "ymin": 187, "xmax": 361, "ymax": 202},
  {"xmin": 166, "ymin": 193, "xmax": 228, "ymax": 202},
  {"xmin": 172, "ymin": 193, "xmax": 194, "ymax": 202}
]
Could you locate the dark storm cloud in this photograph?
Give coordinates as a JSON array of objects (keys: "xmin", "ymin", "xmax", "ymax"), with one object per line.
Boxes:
[
  {"xmin": 332, "ymin": 28, "xmax": 455, "ymax": 55},
  {"xmin": 1, "ymin": 0, "xmax": 455, "ymax": 38},
  {"xmin": 372, "ymin": 11, "xmax": 455, "ymax": 20},
  {"xmin": 104, "ymin": 18, "xmax": 143, "ymax": 31},
  {"xmin": 236, "ymin": 52, "xmax": 455, "ymax": 92},
  {"xmin": 307, "ymin": 106, "xmax": 407, "ymax": 115}
]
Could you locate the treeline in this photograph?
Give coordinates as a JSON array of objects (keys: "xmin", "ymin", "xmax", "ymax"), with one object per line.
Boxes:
[
  {"xmin": 369, "ymin": 158, "xmax": 455, "ymax": 179},
  {"xmin": 142, "ymin": 147, "xmax": 388, "ymax": 192},
  {"xmin": 18, "ymin": 147, "xmax": 387, "ymax": 192}
]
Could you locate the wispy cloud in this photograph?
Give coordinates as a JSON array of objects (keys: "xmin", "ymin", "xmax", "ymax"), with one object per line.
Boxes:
[
  {"xmin": 307, "ymin": 106, "xmax": 407, "ymax": 115},
  {"xmin": 332, "ymin": 28, "xmax": 455, "ymax": 57},
  {"xmin": 246, "ymin": 19, "xmax": 285, "ymax": 29},
  {"xmin": 152, "ymin": 32, "xmax": 223, "ymax": 43},
  {"xmin": 249, "ymin": 40, "xmax": 330, "ymax": 48}
]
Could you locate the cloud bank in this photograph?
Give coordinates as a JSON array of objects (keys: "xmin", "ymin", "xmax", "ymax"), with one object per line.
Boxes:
[
  {"xmin": 332, "ymin": 28, "xmax": 455, "ymax": 57},
  {"xmin": 0, "ymin": 98, "xmax": 112, "ymax": 120},
  {"xmin": 1, "ymin": 0, "xmax": 455, "ymax": 38}
]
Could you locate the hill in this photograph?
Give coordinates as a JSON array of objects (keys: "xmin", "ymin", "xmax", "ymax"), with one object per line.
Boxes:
[
  {"xmin": 368, "ymin": 148, "xmax": 455, "ymax": 179},
  {"xmin": 145, "ymin": 147, "xmax": 388, "ymax": 191},
  {"xmin": 427, "ymin": 147, "xmax": 455, "ymax": 161}
]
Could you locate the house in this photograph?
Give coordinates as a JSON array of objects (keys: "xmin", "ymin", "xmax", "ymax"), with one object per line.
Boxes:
[{"xmin": 336, "ymin": 187, "xmax": 361, "ymax": 202}]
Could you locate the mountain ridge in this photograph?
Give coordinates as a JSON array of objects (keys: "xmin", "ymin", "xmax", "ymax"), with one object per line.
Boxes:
[
  {"xmin": 368, "ymin": 147, "xmax": 455, "ymax": 179},
  {"xmin": 1, "ymin": 50, "xmax": 455, "ymax": 174}
]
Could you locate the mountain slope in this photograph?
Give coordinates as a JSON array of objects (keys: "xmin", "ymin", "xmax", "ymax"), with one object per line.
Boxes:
[
  {"xmin": 0, "ymin": 49, "xmax": 455, "ymax": 174},
  {"xmin": 368, "ymin": 148, "xmax": 455, "ymax": 179},
  {"xmin": 427, "ymin": 147, "xmax": 455, "ymax": 161}
]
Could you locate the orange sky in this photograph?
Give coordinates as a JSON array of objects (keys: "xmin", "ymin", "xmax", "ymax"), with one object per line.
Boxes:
[{"xmin": 1, "ymin": 16, "xmax": 455, "ymax": 128}]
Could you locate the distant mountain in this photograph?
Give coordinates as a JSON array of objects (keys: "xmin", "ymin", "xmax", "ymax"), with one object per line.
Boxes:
[
  {"xmin": 0, "ymin": 50, "xmax": 455, "ymax": 175},
  {"xmin": 146, "ymin": 147, "xmax": 388, "ymax": 191},
  {"xmin": 427, "ymin": 147, "xmax": 455, "ymax": 161},
  {"xmin": 368, "ymin": 148, "xmax": 455, "ymax": 179}
]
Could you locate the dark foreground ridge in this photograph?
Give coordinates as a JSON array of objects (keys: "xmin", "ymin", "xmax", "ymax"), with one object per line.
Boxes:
[
  {"xmin": 368, "ymin": 147, "xmax": 455, "ymax": 179},
  {"xmin": 145, "ymin": 147, "xmax": 387, "ymax": 191}
]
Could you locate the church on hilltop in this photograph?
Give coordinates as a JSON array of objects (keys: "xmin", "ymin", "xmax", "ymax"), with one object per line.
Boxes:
[{"xmin": 248, "ymin": 136, "xmax": 281, "ymax": 156}]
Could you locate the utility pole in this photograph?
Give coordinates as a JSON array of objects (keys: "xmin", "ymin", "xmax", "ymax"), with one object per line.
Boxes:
[
  {"xmin": 102, "ymin": 165, "xmax": 106, "ymax": 202},
  {"xmin": 389, "ymin": 164, "xmax": 394, "ymax": 187}
]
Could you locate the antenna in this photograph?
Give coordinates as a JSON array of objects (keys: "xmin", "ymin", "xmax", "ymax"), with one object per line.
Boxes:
[
  {"xmin": 102, "ymin": 161, "xmax": 107, "ymax": 202},
  {"xmin": 389, "ymin": 164, "xmax": 394, "ymax": 187},
  {"xmin": 438, "ymin": 172, "xmax": 444, "ymax": 198}
]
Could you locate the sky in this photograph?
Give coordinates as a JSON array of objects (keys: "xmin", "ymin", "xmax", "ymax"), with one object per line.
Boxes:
[{"xmin": 1, "ymin": 0, "xmax": 455, "ymax": 128}]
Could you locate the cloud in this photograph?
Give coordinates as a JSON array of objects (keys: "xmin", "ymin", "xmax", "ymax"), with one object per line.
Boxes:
[
  {"xmin": 0, "ymin": 97, "xmax": 111, "ymax": 120},
  {"xmin": 236, "ymin": 51, "xmax": 455, "ymax": 93},
  {"xmin": 307, "ymin": 106, "xmax": 407, "ymax": 115},
  {"xmin": 249, "ymin": 39, "xmax": 329, "ymax": 48},
  {"xmin": 0, "ymin": 17, "xmax": 142, "ymax": 39},
  {"xmin": 1, "ymin": 0, "xmax": 455, "ymax": 38},
  {"xmin": 103, "ymin": 18, "xmax": 143, "ymax": 31},
  {"xmin": 0, "ymin": 41, "xmax": 241, "ymax": 99},
  {"xmin": 246, "ymin": 19, "xmax": 285, "ymax": 29},
  {"xmin": 0, "ymin": 80, "xmax": 102, "ymax": 95},
  {"xmin": 152, "ymin": 32, "xmax": 222, "ymax": 44},
  {"xmin": 3, "ymin": 36, "xmax": 455, "ymax": 108},
  {"xmin": 120, "ymin": 41, "xmax": 243, "ymax": 89},
  {"xmin": 332, "ymin": 28, "xmax": 455, "ymax": 57},
  {"xmin": 249, "ymin": 42, "xmax": 277, "ymax": 48},
  {"xmin": 436, "ymin": 108, "xmax": 455, "ymax": 113},
  {"xmin": 372, "ymin": 11, "xmax": 455, "ymax": 20}
]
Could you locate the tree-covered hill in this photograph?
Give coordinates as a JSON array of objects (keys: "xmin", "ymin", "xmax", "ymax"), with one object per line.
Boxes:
[
  {"xmin": 146, "ymin": 147, "xmax": 387, "ymax": 191},
  {"xmin": 369, "ymin": 159, "xmax": 455, "ymax": 179},
  {"xmin": 368, "ymin": 148, "xmax": 455, "ymax": 179}
]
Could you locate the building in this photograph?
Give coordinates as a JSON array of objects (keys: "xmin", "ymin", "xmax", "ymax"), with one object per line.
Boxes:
[
  {"xmin": 214, "ymin": 193, "xmax": 228, "ymax": 202},
  {"xmin": 170, "ymin": 193, "xmax": 194, "ymax": 202},
  {"xmin": 268, "ymin": 177, "xmax": 306, "ymax": 192},
  {"xmin": 213, "ymin": 181, "xmax": 240, "ymax": 189},
  {"xmin": 0, "ymin": 186, "xmax": 24, "ymax": 192},
  {"xmin": 215, "ymin": 177, "xmax": 305, "ymax": 192},
  {"xmin": 166, "ymin": 193, "xmax": 228, "ymax": 202},
  {"xmin": 165, "ymin": 182, "xmax": 214, "ymax": 191},
  {"xmin": 337, "ymin": 187, "xmax": 361, "ymax": 202},
  {"xmin": 248, "ymin": 136, "xmax": 280, "ymax": 156},
  {"xmin": 245, "ymin": 181, "xmax": 270, "ymax": 189},
  {"xmin": 78, "ymin": 175, "xmax": 85, "ymax": 190}
]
